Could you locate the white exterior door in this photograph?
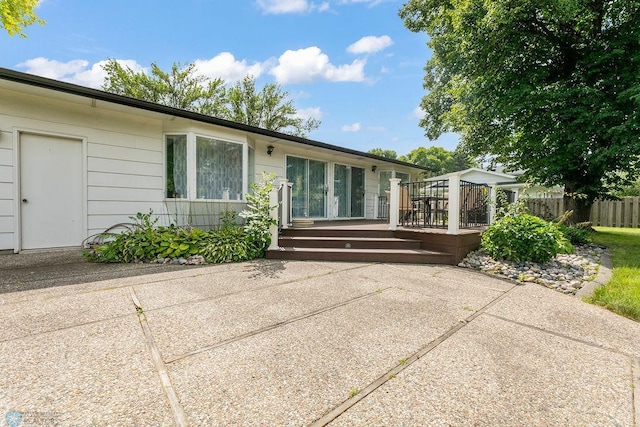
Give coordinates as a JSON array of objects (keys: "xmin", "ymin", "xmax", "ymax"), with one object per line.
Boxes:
[{"xmin": 20, "ymin": 133, "xmax": 84, "ymax": 250}]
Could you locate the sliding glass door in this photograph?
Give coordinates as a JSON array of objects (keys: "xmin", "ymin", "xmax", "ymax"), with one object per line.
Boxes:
[
  {"xmin": 286, "ymin": 156, "xmax": 327, "ymax": 218},
  {"xmin": 334, "ymin": 164, "xmax": 365, "ymax": 218}
]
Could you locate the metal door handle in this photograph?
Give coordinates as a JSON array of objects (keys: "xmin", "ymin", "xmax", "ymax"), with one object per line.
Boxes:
[{"xmin": 22, "ymin": 198, "xmax": 28, "ymax": 203}]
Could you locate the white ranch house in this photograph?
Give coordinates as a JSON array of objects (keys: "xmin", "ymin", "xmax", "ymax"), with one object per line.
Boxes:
[{"xmin": 0, "ymin": 68, "xmax": 433, "ymax": 252}]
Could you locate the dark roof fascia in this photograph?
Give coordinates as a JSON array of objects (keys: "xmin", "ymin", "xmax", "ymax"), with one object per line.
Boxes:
[{"xmin": 0, "ymin": 67, "xmax": 430, "ymax": 172}]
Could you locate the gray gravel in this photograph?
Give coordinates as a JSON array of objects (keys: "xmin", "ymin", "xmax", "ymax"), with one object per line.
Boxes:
[{"xmin": 458, "ymin": 244, "xmax": 604, "ymax": 294}]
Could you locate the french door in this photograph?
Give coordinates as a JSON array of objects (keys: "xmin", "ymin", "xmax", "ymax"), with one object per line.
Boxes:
[
  {"xmin": 286, "ymin": 156, "xmax": 327, "ymax": 218},
  {"xmin": 334, "ymin": 164, "xmax": 365, "ymax": 218}
]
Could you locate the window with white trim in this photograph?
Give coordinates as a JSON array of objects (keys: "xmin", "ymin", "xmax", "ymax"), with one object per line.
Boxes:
[
  {"xmin": 165, "ymin": 134, "xmax": 246, "ymax": 201},
  {"xmin": 166, "ymin": 135, "xmax": 187, "ymax": 199}
]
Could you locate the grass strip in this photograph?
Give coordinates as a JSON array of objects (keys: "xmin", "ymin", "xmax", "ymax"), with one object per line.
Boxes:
[{"xmin": 588, "ymin": 227, "xmax": 640, "ymax": 321}]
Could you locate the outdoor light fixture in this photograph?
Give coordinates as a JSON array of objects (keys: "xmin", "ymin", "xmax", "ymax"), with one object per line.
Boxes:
[
  {"xmin": 371, "ymin": 165, "xmax": 377, "ymax": 172},
  {"xmin": 267, "ymin": 145, "xmax": 274, "ymax": 156}
]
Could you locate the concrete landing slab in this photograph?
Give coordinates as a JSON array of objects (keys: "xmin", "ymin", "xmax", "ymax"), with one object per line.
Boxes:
[
  {"xmin": 166, "ymin": 288, "xmax": 468, "ymax": 426},
  {"xmin": 0, "ymin": 316, "xmax": 173, "ymax": 426},
  {"xmin": 0, "ymin": 286, "xmax": 134, "ymax": 341},
  {"xmin": 330, "ymin": 314, "xmax": 634, "ymax": 427},
  {"xmin": 133, "ymin": 259, "xmax": 367, "ymax": 311},
  {"xmin": 487, "ymin": 283, "xmax": 640, "ymax": 358}
]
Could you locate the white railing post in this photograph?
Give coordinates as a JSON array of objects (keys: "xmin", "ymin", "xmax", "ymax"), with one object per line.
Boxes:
[
  {"xmin": 279, "ymin": 178, "xmax": 290, "ymax": 229},
  {"xmin": 389, "ymin": 178, "xmax": 401, "ymax": 230},
  {"xmin": 268, "ymin": 184, "xmax": 280, "ymax": 250},
  {"xmin": 488, "ymin": 183, "xmax": 497, "ymax": 224},
  {"xmin": 373, "ymin": 194, "xmax": 379, "ymax": 219},
  {"xmin": 447, "ymin": 173, "xmax": 461, "ymax": 235}
]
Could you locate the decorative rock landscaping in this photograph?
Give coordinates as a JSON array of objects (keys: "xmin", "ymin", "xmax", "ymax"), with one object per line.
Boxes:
[
  {"xmin": 458, "ymin": 244, "xmax": 604, "ymax": 295},
  {"xmin": 154, "ymin": 255, "xmax": 206, "ymax": 265}
]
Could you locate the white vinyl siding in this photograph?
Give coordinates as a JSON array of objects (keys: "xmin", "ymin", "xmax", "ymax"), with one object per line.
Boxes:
[
  {"xmin": 0, "ymin": 140, "xmax": 13, "ymax": 249},
  {"xmin": 86, "ymin": 139, "xmax": 165, "ymax": 237}
]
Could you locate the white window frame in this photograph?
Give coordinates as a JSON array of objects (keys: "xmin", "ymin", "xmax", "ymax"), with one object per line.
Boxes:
[
  {"xmin": 164, "ymin": 132, "xmax": 248, "ymax": 202},
  {"xmin": 285, "ymin": 154, "xmax": 329, "ymax": 220}
]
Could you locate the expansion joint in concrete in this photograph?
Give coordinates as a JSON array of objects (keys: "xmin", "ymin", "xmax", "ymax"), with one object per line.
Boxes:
[
  {"xmin": 308, "ymin": 282, "xmax": 517, "ymax": 427},
  {"xmin": 129, "ymin": 287, "xmax": 188, "ymax": 427}
]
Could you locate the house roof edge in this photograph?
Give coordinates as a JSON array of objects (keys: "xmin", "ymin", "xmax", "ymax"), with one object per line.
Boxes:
[{"xmin": 0, "ymin": 67, "xmax": 430, "ymax": 171}]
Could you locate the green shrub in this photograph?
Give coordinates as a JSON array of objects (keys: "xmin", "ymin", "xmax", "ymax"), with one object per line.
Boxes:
[
  {"xmin": 84, "ymin": 211, "xmax": 206, "ymax": 263},
  {"xmin": 198, "ymin": 225, "xmax": 253, "ymax": 263},
  {"xmin": 240, "ymin": 172, "xmax": 278, "ymax": 258},
  {"xmin": 558, "ymin": 224, "xmax": 592, "ymax": 245},
  {"xmin": 86, "ymin": 180, "xmax": 280, "ymax": 265},
  {"xmin": 482, "ymin": 213, "xmax": 573, "ymax": 263}
]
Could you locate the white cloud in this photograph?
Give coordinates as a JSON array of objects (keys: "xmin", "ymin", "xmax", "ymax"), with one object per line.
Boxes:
[
  {"xmin": 270, "ymin": 46, "xmax": 366, "ymax": 84},
  {"xmin": 380, "ymin": 66, "xmax": 390, "ymax": 74},
  {"xmin": 17, "ymin": 57, "xmax": 89, "ymax": 80},
  {"xmin": 341, "ymin": 122, "xmax": 361, "ymax": 132},
  {"xmin": 256, "ymin": 0, "xmax": 386, "ymax": 14},
  {"xmin": 256, "ymin": 0, "xmax": 310, "ymax": 13},
  {"xmin": 16, "ymin": 57, "xmax": 144, "ymax": 88},
  {"xmin": 411, "ymin": 106, "xmax": 426, "ymax": 120},
  {"xmin": 347, "ymin": 35, "xmax": 393, "ymax": 54},
  {"xmin": 295, "ymin": 107, "xmax": 323, "ymax": 121},
  {"xmin": 339, "ymin": 0, "xmax": 387, "ymax": 6},
  {"xmin": 256, "ymin": 0, "xmax": 333, "ymax": 13},
  {"xmin": 194, "ymin": 52, "xmax": 263, "ymax": 82}
]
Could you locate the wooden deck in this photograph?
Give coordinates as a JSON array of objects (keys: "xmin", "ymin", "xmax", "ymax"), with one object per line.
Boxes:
[{"xmin": 267, "ymin": 220, "xmax": 484, "ymax": 265}]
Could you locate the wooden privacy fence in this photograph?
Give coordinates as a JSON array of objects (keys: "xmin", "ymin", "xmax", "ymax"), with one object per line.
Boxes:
[{"xmin": 527, "ymin": 197, "xmax": 640, "ymax": 228}]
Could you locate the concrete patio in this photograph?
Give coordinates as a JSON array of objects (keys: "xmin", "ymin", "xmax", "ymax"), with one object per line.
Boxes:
[{"xmin": 0, "ymin": 257, "xmax": 638, "ymax": 426}]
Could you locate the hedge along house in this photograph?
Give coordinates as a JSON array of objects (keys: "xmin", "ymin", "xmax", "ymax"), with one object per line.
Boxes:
[{"xmin": 0, "ymin": 68, "xmax": 427, "ymax": 253}]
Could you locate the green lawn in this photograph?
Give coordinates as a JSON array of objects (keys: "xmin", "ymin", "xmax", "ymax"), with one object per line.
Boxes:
[{"xmin": 588, "ymin": 227, "xmax": 640, "ymax": 321}]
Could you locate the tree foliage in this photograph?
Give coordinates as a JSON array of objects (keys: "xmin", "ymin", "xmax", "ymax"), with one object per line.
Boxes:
[
  {"xmin": 367, "ymin": 148, "xmax": 398, "ymax": 159},
  {"xmin": 1, "ymin": 0, "xmax": 44, "ymax": 37},
  {"xmin": 226, "ymin": 76, "xmax": 320, "ymax": 137},
  {"xmin": 398, "ymin": 146, "xmax": 477, "ymax": 176},
  {"xmin": 102, "ymin": 61, "xmax": 227, "ymax": 116},
  {"xmin": 400, "ymin": 0, "xmax": 640, "ymax": 221},
  {"xmin": 614, "ymin": 178, "xmax": 640, "ymax": 197},
  {"xmin": 101, "ymin": 60, "xmax": 320, "ymax": 137}
]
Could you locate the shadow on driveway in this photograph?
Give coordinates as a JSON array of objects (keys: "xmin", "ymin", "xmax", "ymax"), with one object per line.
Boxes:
[{"xmin": 0, "ymin": 249, "xmax": 207, "ymax": 294}]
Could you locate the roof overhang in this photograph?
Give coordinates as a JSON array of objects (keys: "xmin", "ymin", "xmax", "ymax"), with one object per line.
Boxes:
[{"xmin": 0, "ymin": 67, "xmax": 430, "ymax": 172}]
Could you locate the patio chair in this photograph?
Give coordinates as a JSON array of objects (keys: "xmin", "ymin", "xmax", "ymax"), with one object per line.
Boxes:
[
  {"xmin": 399, "ymin": 185, "xmax": 417, "ymax": 222},
  {"xmin": 460, "ymin": 186, "xmax": 487, "ymax": 225}
]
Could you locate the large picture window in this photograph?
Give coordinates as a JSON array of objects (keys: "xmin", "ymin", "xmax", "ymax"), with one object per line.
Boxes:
[
  {"xmin": 165, "ymin": 134, "xmax": 245, "ymax": 201},
  {"xmin": 196, "ymin": 136, "xmax": 243, "ymax": 200}
]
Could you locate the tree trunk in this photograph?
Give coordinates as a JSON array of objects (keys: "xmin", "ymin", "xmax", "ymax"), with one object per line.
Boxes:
[{"xmin": 563, "ymin": 194, "xmax": 593, "ymax": 224}]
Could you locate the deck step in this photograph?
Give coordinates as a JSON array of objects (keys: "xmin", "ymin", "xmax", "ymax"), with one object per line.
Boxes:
[
  {"xmin": 266, "ymin": 247, "xmax": 453, "ymax": 264},
  {"xmin": 280, "ymin": 228, "xmax": 396, "ymax": 239},
  {"xmin": 278, "ymin": 236, "xmax": 422, "ymax": 250}
]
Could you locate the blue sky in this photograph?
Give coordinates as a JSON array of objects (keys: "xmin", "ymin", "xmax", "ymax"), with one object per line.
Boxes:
[{"xmin": 0, "ymin": 0, "xmax": 461, "ymax": 155}]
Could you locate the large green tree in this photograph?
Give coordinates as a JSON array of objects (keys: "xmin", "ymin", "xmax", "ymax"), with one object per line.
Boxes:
[
  {"xmin": 225, "ymin": 76, "xmax": 320, "ymax": 137},
  {"xmin": 1, "ymin": 0, "xmax": 44, "ymax": 37},
  {"xmin": 399, "ymin": 146, "xmax": 477, "ymax": 177},
  {"xmin": 102, "ymin": 60, "xmax": 320, "ymax": 137},
  {"xmin": 400, "ymin": 0, "xmax": 640, "ymax": 221},
  {"xmin": 367, "ymin": 148, "xmax": 398, "ymax": 159},
  {"xmin": 102, "ymin": 60, "xmax": 227, "ymax": 117}
]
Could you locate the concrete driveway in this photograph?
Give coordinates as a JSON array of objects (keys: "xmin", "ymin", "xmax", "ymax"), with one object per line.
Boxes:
[{"xmin": 0, "ymin": 258, "xmax": 638, "ymax": 426}]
